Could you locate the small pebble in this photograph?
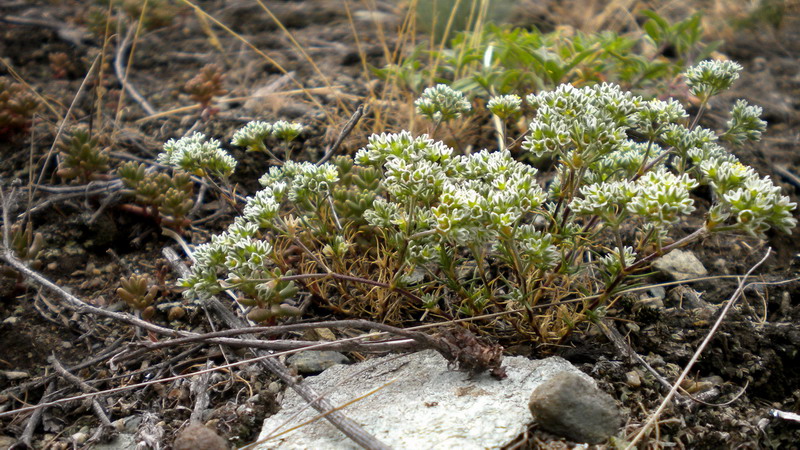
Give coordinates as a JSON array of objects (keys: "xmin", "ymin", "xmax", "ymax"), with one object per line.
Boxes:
[
  {"xmin": 268, "ymin": 381, "xmax": 282, "ymax": 394},
  {"xmin": 3, "ymin": 317, "xmax": 19, "ymax": 325},
  {"xmin": 173, "ymin": 422, "xmax": 228, "ymax": 450},
  {"xmin": 625, "ymin": 371, "xmax": 641, "ymax": 388},
  {"xmin": 287, "ymin": 351, "xmax": 350, "ymax": 374},
  {"xmin": 168, "ymin": 306, "xmax": 186, "ymax": 321},
  {"xmin": 71, "ymin": 431, "xmax": 88, "ymax": 445},
  {"xmin": 0, "ymin": 370, "xmax": 30, "ymax": 380}
]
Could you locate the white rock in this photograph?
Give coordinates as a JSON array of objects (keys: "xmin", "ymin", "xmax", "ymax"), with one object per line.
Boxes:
[
  {"xmin": 256, "ymin": 349, "xmax": 587, "ymax": 449},
  {"xmin": 653, "ymin": 249, "xmax": 707, "ymax": 281}
]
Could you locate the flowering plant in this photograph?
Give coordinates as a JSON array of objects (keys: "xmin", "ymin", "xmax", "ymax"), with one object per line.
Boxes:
[{"xmin": 179, "ymin": 61, "xmax": 795, "ymax": 342}]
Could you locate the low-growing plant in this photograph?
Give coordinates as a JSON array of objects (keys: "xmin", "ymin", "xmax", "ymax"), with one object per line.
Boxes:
[
  {"xmin": 231, "ymin": 120, "xmax": 305, "ymax": 163},
  {"xmin": 184, "ymin": 64, "xmax": 227, "ymax": 115},
  {"xmin": 1, "ymin": 221, "xmax": 45, "ymax": 296},
  {"xmin": 48, "ymin": 52, "xmax": 72, "ymax": 79},
  {"xmin": 116, "ymin": 132, "xmax": 237, "ymax": 232},
  {"xmin": 118, "ymin": 161, "xmax": 195, "ymax": 231},
  {"xmin": 10, "ymin": 222, "xmax": 45, "ymax": 264},
  {"xmin": 179, "ymin": 61, "xmax": 795, "ymax": 345},
  {"xmin": 0, "ymin": 77, "xmax": 39, "ymax": 141},
  {"xmin": 117, "ymin": 273, "xmax": 159, "ymax": 320},
  {"xmin": 86, "ymin": 0, "xmax": 184, "ymax": 37},
  {"xmin": 57, "ymin": 127, "xmax": 111, "ymax": 183},
  {"xmin": 377, "ymin": 10, "xmax": 717, "ymax": 99}
]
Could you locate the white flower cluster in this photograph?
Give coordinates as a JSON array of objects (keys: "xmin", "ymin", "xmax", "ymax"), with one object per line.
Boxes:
[
  {"xmin": 599, "ymin": 246, "xmax": 637, "ymax": 278},
  {"xmin": 183, "ymin": 159, "xmax": 339, "ymax": 304},
  {"xmin": 272, "ymin": 120, "xmax": 304, "ymax": 142},
  {"xmin": 259, "ymin": 160, "xmax": 339, "ymax": 203},
  {"xmin": 181, "ymin": 201, "xmax": 291, "ymax": 305},
  {"xmin": 522, "ymin": 83, "xmax": 641, "ymax": 160},
  {"xmin": 634, "ymin": 98, "xmax": 688, "ymax": 138},
  {"xmin": 514, "ymin": 225, "xmax": 560, "ymax": 269},
  {"xmin": 181, "ymin": 222, "xmax": 261, "ymax": 300},
  {"xmin": 231, "ymin": 120, "xmax": 304, "ymax": 152},
  {"xmin": 159, "ymin": 132, "xmax": 237, "ymax": 177},
  {"xmin": 723, "ymin": 99, "xmax": 766, "ymax": 145},
  {"xmin": 487, "ymin": 94, "xmax": 522, "ymax": 119},
  {"xmin": 358, "ymin": 131, "xmax": 554, "ymax": 263},
  {"xmin": 414, "ymin": 84, "xmax": 472, "ymax": 123},
  {"xmin": 699, "ymin": 159, "xmax": 796, "ymax": 236},
  {"xmin": 685, "ymin": 59, "xmax": 742, "ymax": 100},
  {"xmin": 571, "ymin": 179, "xmax": 638, "ymax": 226},
  {"xmin": 572, "ymin": 168, "xmax": 697, "ymax": 234},
  {"xmin": 242, "ymin": 187, "xmax": 281, "ymax": 228},
  {"xmin": 587, "ymin": 140, "xmax": 664, "ymax": 183},
  {"xmin": 355, "ymin": 131, "xmax": 452, "ymax": 166},
  {"xmin": 627, "ymin": 169, "xmax": 698, "ymax": 229},
  {"xmin": 661, "ymin": 124, "xmax": 722, "ymax": 162}
]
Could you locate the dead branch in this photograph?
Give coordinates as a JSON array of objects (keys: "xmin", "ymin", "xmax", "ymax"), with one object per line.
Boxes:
[
  {"xmin": 49, "ymin": 355, "xmax": 112, "ymax": 428},
  {"xmin": 189, "ymin": 361, "xmax": 213, "ymax": 423},
  {"xmin": 317, "ymin": 103, "xmax": 366, "ymax": 165},
  {"xmin": 115, "ymin": 25, "xmax": 157, "ymax": 116},
  {"xmin": 17, "ymin": 381, "xmax": 56, "ymax": 448}
]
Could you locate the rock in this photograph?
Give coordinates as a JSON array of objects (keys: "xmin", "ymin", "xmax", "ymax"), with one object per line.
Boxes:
[
  {"xmin": 286, "ymin": 351, "xmax": 349, "ymax": 374},
  {"xmin": 0, "ymin": 436, "xmax": 16, "ymax": 449},
  {"xmin": 71, "ymin": 430, "xmax": 88, "ymax": 445},
  {"xmin": 112, "ymin": 416, "xmax": 142, "ymax": 434},
  {"xmin": 666, "ymin": 285, "xmax": 709, "ymax": 309},
  {"xmin": 93, "ymin": 433, "xmax": 136, "ymax": 450},
  {"xmin": 653, "ymin": 249, "xmax": 707, "ymax": 281},
  {"xmin": 625, "ymin": 370, "xmax": 642, "ymax": 388},
  {"xmin": 173, "ymin": 422, "xmax": 228, "ymax": 450},
  {"xmin": 2, "ymin": 316, "xmax": 19, "ymax": 325},
  {"xmin": 0, "ymin": 370, "xmax": 29, "ymax": 380},
  {"xmin": 352, "ymin": 10, "xmax": 400, "ymax": 28},
  {"xmin": 257, "ymin": 349, "xmax": 586, "ymax": 449},
  {"xmin": 268, "ymin": 381, "xmax": 282, "ymax": 394},
  {"xmin": 647, "ymin": 286, "xmax": 666, "ymax": 302},
  {"xmin": 529, "ymin": 371, "xmax": 622, "ymax": 444}
]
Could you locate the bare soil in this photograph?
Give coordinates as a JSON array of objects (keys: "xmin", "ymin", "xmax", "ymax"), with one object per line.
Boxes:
[{"xmin": 1, "ymin": 1, "xmax": 800, "ymax": 448}]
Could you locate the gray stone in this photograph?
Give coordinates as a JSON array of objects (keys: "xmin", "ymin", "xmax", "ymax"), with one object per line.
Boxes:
[
  {"xmin": 257, "ymin": 349, "xmax": 585, "ymax": 449},
  {"xmin": 112, "ymin": 415, "xmax": 142, "ymax": 434},
  {"xmin": 529, "ymin": 371, "xmax": 622, "ymax": 444},
  {"xmin": 653, "ymin": 249, "xmax": 707, "ymax": 281},
  {"xmin": 93, "ymin": 433, "xmax": 136, "ymax": 450},
  {"xmin": 0, "ymin": 370, "xmax": 29, "ymax": 380},
  {"xmin": 173, "ymin": 422, "xmax": 228, "ymax": 450},
  {"xmin": 3, "ymin": 316, "xmax": 19, "ymax": 325},
  {"xmin": 667, "ymin": 285, "xmax": 709, "ymax": 309},
  {"xmin": 647, "ymin": 286, "xmax": 666, "ymax": 301},
  {"xmin": 0, "ymin": 436, "xmax": 16, "ymax": 449},
  {"xmin": 286, "ymin": 351, "xmax": 350, "ymax": 374}
]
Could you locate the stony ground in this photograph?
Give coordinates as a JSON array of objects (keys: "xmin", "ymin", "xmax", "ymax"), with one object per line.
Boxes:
[{"xmin": 1, "ymin": 0, "xmax": 800, "ymax": 448}]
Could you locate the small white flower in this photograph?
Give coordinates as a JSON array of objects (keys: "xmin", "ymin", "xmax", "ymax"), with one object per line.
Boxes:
[
  {"xmin": 415, "ymin": 84, "xmax": 471, "ymax": 123},
  {"xmin": 160, "ymin": 132, "xmax": 236, "ymax": 177}
]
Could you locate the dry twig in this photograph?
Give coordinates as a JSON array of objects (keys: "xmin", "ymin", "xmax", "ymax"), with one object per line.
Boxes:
[
  {"xmin": 49, "ymin": 355, "xmax": 112, "ymax": 428},
  {"xmin": 114, "ymin": 24, "xmax": 157, "ymax": 116}
]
